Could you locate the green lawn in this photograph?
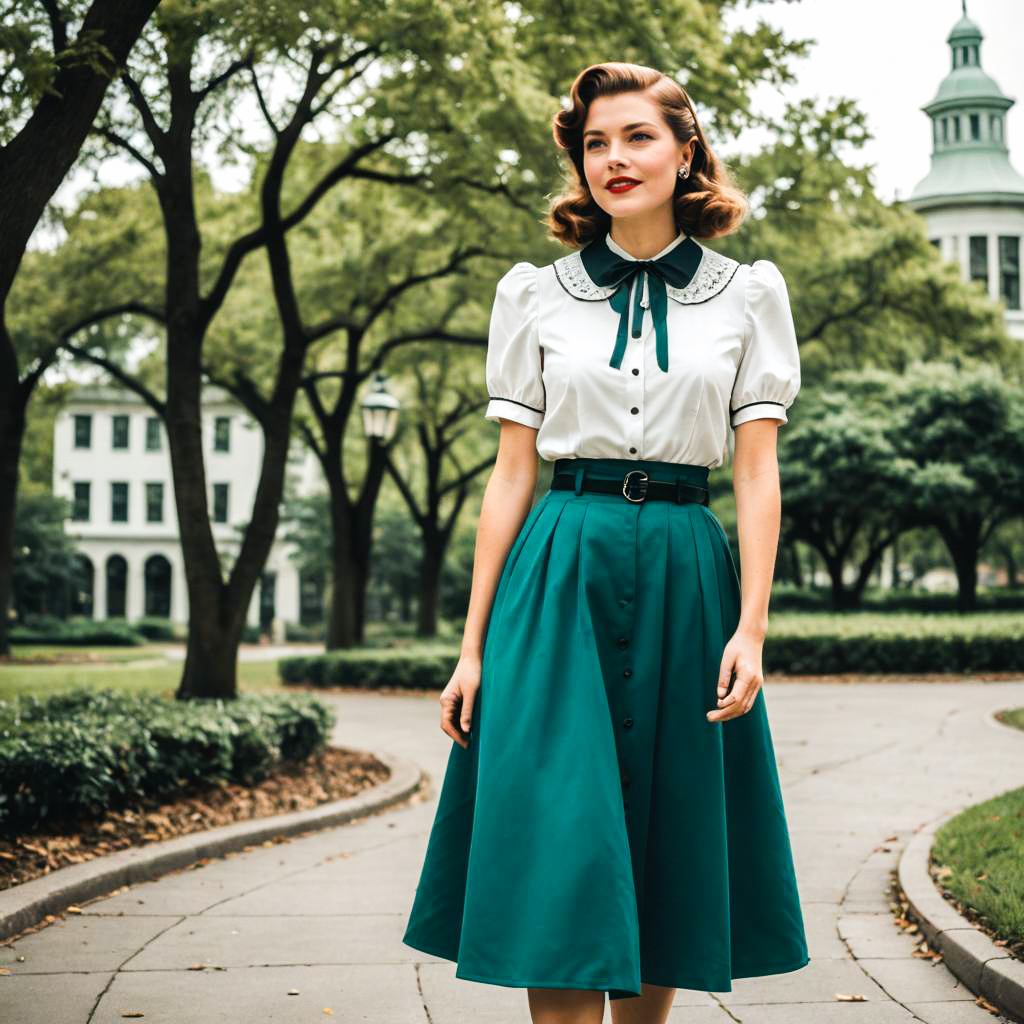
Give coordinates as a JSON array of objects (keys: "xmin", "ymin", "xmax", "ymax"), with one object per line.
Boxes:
[
  {"xmin": 770, "ymin": 610, "xmax": 1024, "ymax": 638},
  {"xmin": 927, "ymin": 710, "xmax": 1024, "ymax": 952},
  {"xmin": 931, "ymin": 784, "xmax": 1024, "ymax": 949},
  {"xmin": 0, "ymin": 645, "xmax": 286, "ymax": 701}
]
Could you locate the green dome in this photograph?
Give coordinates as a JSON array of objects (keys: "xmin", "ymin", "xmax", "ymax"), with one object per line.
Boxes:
[
  {"xmin": 948, "ymin": 14, "xmax": 982, "ymax": 42},
  {"xmin": 925, "ymin": 65, "xmax": 1009, "ymax": 110},
  {"xmin": 909, "ymin": 5, "xmax": 1024, "ymax": 209}
]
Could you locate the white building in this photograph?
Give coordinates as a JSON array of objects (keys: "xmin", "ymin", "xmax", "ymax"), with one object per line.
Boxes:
[
  {"xmin": 907, "ymin": 5, "xmax": 1024, "ymax": 341},
  {"xmin": 52, "ymin": 383, "xmax": 325, "ymax": 634}
]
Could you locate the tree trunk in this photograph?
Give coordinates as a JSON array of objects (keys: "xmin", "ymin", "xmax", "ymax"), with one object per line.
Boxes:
[
  {"xmin": 0, "ymin": 381, "xmax": 26, "ymax": 655},
  {"xmin": 416, "ymin": 537, "xmax": 444, "ymax": 637},
  {"xmin": 937, "ymin": 519, "xmax": 981, "ymax": 613}
]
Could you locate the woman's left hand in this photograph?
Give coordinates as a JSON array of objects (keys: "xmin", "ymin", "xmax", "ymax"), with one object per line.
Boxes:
[{"xmin": 707, "ymin": 629, "xmax": 764, "ymax": 722}]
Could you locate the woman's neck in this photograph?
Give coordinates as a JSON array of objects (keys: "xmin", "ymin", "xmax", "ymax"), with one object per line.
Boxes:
[{"xmin": 608, "ymin": 217, "xmax": 681, "ymax": 260}]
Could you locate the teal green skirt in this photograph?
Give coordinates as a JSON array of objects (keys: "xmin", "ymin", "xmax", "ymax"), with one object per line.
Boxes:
[{"xmin": 402, "ymin": 456, "xmax": 808, "ymax": 1000}]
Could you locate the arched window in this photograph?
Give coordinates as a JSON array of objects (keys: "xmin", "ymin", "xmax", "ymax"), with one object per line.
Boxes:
[
  {"xmin": 144, "ymin": 554, "xmax": 172, "ymax": 618},
  {"xmin": 106, "ymin": 555, "xmax": 128, "ymax": 618}
]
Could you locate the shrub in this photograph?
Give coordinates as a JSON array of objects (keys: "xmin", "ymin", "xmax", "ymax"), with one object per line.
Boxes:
[{"xmin": 0, "ymin": 689, "xmax": 335, "ymax": 834}]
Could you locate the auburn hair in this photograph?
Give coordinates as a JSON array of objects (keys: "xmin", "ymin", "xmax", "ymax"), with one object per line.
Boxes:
[{"xmin": 545, "ymin": 62, "xmax": 748, "ymax": 249}]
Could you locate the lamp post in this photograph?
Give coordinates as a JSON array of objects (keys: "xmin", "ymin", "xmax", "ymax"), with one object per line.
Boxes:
[
  {"xmin": 333, "ymin": 372, "xmax": 400, "ymax": 645},
  {"xmin": 360, "ymin": 373, "xmax": 400, "ymax": 444}
]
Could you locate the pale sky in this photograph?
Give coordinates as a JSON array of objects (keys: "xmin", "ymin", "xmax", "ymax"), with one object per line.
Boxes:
[{"xmin": 724, "ymin": 0, "xmax": 1024, "ymax": 202}]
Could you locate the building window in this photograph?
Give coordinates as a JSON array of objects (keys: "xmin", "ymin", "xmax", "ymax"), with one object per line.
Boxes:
[
  {"xmin": 969, "ymin": 113, "xmax": 980, "ymax": 141},
  {"xmin": 213, "ymin": 416, "xmax": 231, "ymax": 452},
  {"xmin": 991, "ymin": 115, "xmax": 1003, "ymax": 143},
  {"xmin": 969, "ymin": 235, "xmax": 988, "ymax": 285},
  {"xmin": 74, "ymin": 414, "xmax": 92, "ymax": 449},
  {"xmin": 212, "ymin": 482, "xmax": 229, "ymax": 523},
  {"xmin": 999, "ymin": 236, "xmax": 1021, "ymax": 311},
  {"xmin": 929, "ymin": 238, "xmax": 942, "ymax": 253},
  {"xmin": 146, "ymin": 416, "xmax": 162, "ymax": 451},
  {"xmin": 111, "ymin": 482, "xmax": 129, "ymax": 523},
  {"xmin": 941, "ymin": 118, "xmax": 949, "ymax": 144},
  {"xmin": 953, "ymin": 116, "xmax": 961, "ymax": 142},
  {"xmin": 112, "ymin": 414, "xmax": 130, "ymax": 450},
  {"xmin": 146, "ymin": 482, "xmax": 164, "ymax": 523},
  {"xmin": 71, "ymin": 482, "xmax": 90, "ymax": 521}
]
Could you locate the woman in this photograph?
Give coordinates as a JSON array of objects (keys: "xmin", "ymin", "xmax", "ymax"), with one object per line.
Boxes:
[{"xmin": 402, "ymin": 61, "xmax": 809, "ymax": 1024}]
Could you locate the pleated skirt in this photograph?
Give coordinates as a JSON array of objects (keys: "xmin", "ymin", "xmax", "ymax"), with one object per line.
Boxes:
[{"xmin": 402, "ymin": 456, "xmax": 808, "ymax": 1000}]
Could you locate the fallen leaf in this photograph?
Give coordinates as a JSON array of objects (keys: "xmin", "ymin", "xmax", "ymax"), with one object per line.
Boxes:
[{"xmin": 834, "ymin": 993, "xmax": 867, "ymax": 1002}]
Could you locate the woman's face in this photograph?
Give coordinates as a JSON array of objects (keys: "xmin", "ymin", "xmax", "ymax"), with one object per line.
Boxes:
[{"xmin": 581, "ymin": 90, "xmax": 693, "ymax": 224}]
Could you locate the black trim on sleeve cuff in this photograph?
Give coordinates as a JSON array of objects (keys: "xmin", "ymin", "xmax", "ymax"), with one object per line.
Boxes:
[
  {"xmin": 730, "ymin": 400, "xmax": 784, "ymax": 414},
  {"xmin": 488, "ymin": 395, "xmax": 545, "ymax": 414}
]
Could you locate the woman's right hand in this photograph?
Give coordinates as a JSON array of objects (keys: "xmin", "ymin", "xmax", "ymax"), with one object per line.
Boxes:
[{"xmin": 440, "ymin": 654, "xmax": 481, "ymax": 748}]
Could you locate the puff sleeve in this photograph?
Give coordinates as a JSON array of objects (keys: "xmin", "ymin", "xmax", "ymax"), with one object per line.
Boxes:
[
  {"xmin": 729, "ymin": 259, "xmax": 801, "ymax": 428},
  {"xmin": 483, "ymin": 261, "xmax": 545, "ymax": 429}
]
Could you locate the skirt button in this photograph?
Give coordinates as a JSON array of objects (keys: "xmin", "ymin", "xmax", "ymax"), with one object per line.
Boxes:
[{"xmin": 623, "ymin": 716, "xmax": 634, "ymax": 728}]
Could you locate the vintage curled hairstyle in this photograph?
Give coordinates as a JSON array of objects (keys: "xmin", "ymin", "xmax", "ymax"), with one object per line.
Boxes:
[{"xmin": 546, "ymin": 62, "xmax": 748, "ymax": 248}]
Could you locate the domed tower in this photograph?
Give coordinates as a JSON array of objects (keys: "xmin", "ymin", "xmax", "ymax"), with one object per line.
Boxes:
[{"xmin": 907, "ymin": 2, "xmax": 1024, "ymax": 340}]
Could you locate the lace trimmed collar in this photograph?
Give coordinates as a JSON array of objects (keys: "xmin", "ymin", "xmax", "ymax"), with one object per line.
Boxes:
[{"xmin": 552, "ymin": 236, "xmax": 740, "ymax": 305}]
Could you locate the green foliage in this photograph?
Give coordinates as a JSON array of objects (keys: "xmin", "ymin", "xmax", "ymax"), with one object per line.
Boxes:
[
  {"xmin": 0, "ymin": 1, "xmax": 121, "ymax": 143},
  {"xmin": 779, "ymin": 362, "xmax": 1024, "ymax": 607},
  {"xmin": 763, "ymin": 612, "xmax": 1024, "ymax": 673},
  {"xmin": 9, "ymin": 615, "xmax": 145, "ymax": 646},
  {"xmin": 279, "ymin": 648, "xmax": 460, "ymax": 688},
  {"xmin": 133, "ymin": 617, "xmax": 178, "ymax": 640},
  {"xmin": 10, "ymin": 490, "xmax": 80, "ymax": 621},
  {"xmin": 932, "ymin": 787, "xmax": 1024, "ymax": 948},
  {"xmin": 279, "ymin": 609, "xmax": 1024, "ymax": 686},
  {"xmin": 0, "ymin": 688, "xmax": 335, "ymax": 833}
]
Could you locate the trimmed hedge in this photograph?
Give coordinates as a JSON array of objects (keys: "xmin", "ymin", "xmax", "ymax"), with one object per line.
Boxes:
[
  {"xmin": 280, "ymin": 650, "xmax": 458, "ymax": 689},
  {"xmin": 280, "ymin": 615, "xmax": 1024, "ymax": 688},
  {"xmin": 9, "ymin": 615, "xmax": 145, "ymax": 647},
  {"xmin": 0, "ymin": 688, "xmax": 335, "ymax": 834}
]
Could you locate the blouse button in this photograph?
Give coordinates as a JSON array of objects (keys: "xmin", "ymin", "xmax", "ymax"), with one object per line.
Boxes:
[
  {"xmin": 631, "ymin": 368, "xmax": 639, "ymax": 376},
  {"xmin": 629, "ymin": 447, "xmax": 637, "ymax": 454},
  {"xmin": 623, "ymin": 667, "xmax": 632, "ymax": 678},
  {"xmin": 630, "ymin": 406, "xmax": 639, "ymax": 415}
]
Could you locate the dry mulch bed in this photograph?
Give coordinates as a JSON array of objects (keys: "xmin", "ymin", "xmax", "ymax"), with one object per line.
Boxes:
[{"xmin": 0, "ymin": 746, "xmax": 391, "ymax": 892}]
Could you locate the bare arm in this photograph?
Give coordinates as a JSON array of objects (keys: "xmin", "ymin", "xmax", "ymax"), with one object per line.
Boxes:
[
  {"xmin": 441, "ymin": 420, "xmax": 540, "ymax": 746},
  {"xmin": 706, "ymin": 418, "xmax": 781, "ymax": 723}
]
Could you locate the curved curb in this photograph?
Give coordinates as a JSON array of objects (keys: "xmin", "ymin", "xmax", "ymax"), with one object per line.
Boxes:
[
  {"xmin": 898, "ymin": 807, "xmax": 1024, "ymax": 1024},
  {"xmin": 0, "ymin": 748, "xmax": 424, "ymax": 943}
]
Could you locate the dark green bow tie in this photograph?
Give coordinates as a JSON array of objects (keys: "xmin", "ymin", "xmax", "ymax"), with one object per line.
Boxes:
[{"xmin": 580, "ymin": 233, "xmax": 702, "ymax": 372}]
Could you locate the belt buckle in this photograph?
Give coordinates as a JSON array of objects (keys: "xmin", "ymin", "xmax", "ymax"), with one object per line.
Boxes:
[{"xmin": 622, "ymin": 469, "xmax": 649, "ymax": 503}]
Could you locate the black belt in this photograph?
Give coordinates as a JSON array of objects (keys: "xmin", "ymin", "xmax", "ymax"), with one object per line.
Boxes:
[{"xmin": 551, "ymin": 467, "xmax": 709, "ymax": 506}]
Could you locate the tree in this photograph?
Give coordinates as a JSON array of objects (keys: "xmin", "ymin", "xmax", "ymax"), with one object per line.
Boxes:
[
  {"xmin": 780, "ymin": 372, "xmax": 920, "ymax": 609},
  {"xmin": 895, "ymin": 361, "xmax": 1024, "ymax": 611},
  {"xmin": 0, "ymin": 0, "xmax": 161, "ymax": 653}
]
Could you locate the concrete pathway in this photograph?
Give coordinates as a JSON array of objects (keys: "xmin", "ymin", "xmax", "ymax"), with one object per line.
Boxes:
[{"xmin": 2, "ymin": 678, "xmax": 1023, "ymax": 1023}]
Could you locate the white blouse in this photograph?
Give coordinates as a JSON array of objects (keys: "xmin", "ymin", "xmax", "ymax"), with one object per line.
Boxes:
[{"xmin": 483, "ymin": 229, "xmax": 801, "ymax": 470}]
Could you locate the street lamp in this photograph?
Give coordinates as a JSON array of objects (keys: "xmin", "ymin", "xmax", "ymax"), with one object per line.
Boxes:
[{"xmin": 360, "ymin": 373, "xmax": 400, "ymax": 443}]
